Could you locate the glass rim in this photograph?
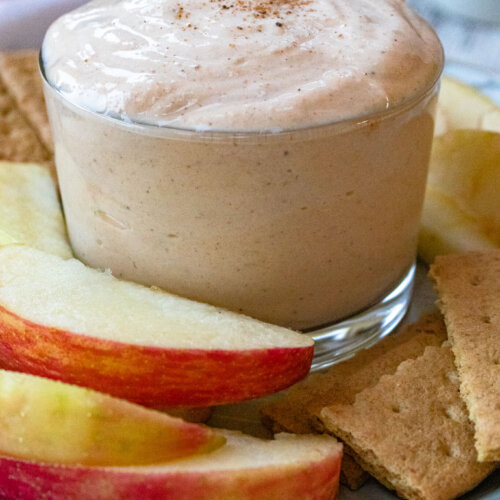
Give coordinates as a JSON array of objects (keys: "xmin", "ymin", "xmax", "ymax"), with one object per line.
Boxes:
[{"xmin": 39, "ymin": 42, "xmax": 444, "ymax": 137}]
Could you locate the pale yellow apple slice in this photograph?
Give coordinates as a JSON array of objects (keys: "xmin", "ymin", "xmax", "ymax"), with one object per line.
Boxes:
[
  {"xmin": 0, "ymin": 369, "xmax": 224, "ymax": 466},
  {"xmin": 0, "ymin": 161, "xmax": 72, "ymax": 258},
  {"xmin": 434, "ymin": 106, "xmax": 449, "ymax": 136},
  {"xmin": 0, "ymin": 228, "xmax": 18, "ymax": 246},
  {"xmin": 0, "ymin": 245, "xmax": 313, "ymax": 407},
  {"xmin": 0, "ymin": 430, "xmax": 342, "ymax": 500},
  {"xmin": 419, "ymin": 130, "xmax": 500, "ymax": 263},
  {"xmin": 481, "ymin": 109, "xmax": 500, "ymax": 132},
  {"xmin": 418, "ymin": 186, "xmax": 497, "ymax": 264},
  {"xmin": 427, "ymin": 130, "xmax": 500, "ymax": 242},
  {"xmin": 437, "ymin": 76, "xmax": 500, "ymax": 135}
]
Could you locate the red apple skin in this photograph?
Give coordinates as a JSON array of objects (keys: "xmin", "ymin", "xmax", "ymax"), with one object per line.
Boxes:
[
  {"xmin": 0, "ymin": 449, "xmax": 341, "ymax": 500},
  {"xmin": 0, "ymin": 306, "xmax": 313, "ymax": 407}
]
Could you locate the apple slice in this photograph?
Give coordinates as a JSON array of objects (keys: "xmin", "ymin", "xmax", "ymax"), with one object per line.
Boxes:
[
  {"xmin": 418, "ymin": 130, "xmax": 500, "ymax": 263},
  {"xmin": 0, "ymin": 369, "xmax": 224, "ymax": 466},
  {"xmin": 418, "ymin": 186, "xmax": 497, "ymax": 264},
  {"xmin": 481, "ymin": 109, "xmax": 500, "ymax": 132},
  {"xmin": 0, "ymin": 161, "xmax": 72, "ymax": 259},
  {"xmin": 0, "ymin": 245, "xmax": 313, "ymax": 407},
  {"xmin": 436, "ymin": 76, "xmax": 500, "ymax": 135},
  {"xmin": 0, "ymin": 430, "xmax": 342, "ymax": 500},
  {"xmin": 434, "ymin": 106, "xmax": 449, "ymax": 137},
  {"xmin": 0, "ymin": 228, "xmax": 18, "ymax": 246},
  {"xmin": 427, "ymin": 130, "xmax": 500, "ymax": 242}
]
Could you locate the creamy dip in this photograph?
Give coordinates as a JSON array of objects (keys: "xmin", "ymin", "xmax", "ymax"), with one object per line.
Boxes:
[
  {"xmin": 43, "ymin": 0, "xmax": 442, "ymax": 130},
  {"xmin": 42, "ymin": 0, "xmax": 443, "ymax": 329}
]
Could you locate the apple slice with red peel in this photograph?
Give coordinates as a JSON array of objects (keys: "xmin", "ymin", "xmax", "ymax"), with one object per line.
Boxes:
[
  {"xmin": 0, "ymin": 430, "xmax": 342, "ymax": 500},
  {"xmin": 0, "ymin": 246, "xmax": 313, "ymax": 407},
  {"xmin": 0, "ymin": 369, "xmax": 224, "ymax": 466}
]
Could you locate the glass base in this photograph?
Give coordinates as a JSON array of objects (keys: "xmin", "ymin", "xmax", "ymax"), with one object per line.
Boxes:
[{"xmin": 306, "ymin": 263, "xmax": 416, "ymax": 371}]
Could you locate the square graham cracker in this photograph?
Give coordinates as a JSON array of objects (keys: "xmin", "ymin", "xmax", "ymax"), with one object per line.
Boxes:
[
  {"xmin": 0, "ymin": 51, "xmax": 53, "ymax": 153},
  {"xmin": 318, "ymin": 345, "xmax": 495, "ymax": 500},
  {"xmin": 260, "ymin": 313, "xmax": 447, "ymax": 489},
  {"xmin": 0, "ymin": 75, "xmax": 50, "ymax": 165},
  {"xmin": 430, "ymin": 250, "xmax": 500, "ymax": 461}
]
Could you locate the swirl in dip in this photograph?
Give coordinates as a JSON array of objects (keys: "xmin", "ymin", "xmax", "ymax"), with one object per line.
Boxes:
[{"xmin": 42, "ymin": 0, "xmax": 443, "ymax": 329}]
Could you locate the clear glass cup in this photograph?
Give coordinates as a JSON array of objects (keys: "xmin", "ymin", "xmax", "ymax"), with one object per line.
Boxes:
[{"xmin": 40, "ymin": 51, "xmax": 443, "ymax": 370}]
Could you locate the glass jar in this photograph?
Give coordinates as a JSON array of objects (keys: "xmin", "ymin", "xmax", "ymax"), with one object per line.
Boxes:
[{"xmin": 41, "ymin": 49, "xmax": 443, "ymax": 369}]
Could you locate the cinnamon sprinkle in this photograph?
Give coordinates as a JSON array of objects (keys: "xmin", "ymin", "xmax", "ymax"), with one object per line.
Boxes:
[{"xmin": 203, "ymin": 0, "xmax": 312, "ymax": 19}]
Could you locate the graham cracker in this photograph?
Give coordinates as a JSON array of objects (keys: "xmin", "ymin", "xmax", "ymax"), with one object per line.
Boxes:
[
  {"xmin": 0, "ymin": 51, "xmax": 53, "ymax": 153},
  {"xmin": 262, "ymin": 396, "xmax": 366, "ymax": 489},
  {"xmin": 430, "ymin": 250, "xmax": 500, "ymax": 462},
  {"xmin": 319, "ymin": 345, "xmax": 495, "ymax": 500},
  {"xmin": 0, "ymin": 76, "xmax": 50, "ymax": 165},
  {"xmin": 260, "ymin": 312, "xmax": 447, "ymax": 489}
]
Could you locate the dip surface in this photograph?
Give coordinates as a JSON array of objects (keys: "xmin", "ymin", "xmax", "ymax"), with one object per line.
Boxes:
[{"xmin": 43, "ymin": 0, "xmax": 442, "ymax": 130}]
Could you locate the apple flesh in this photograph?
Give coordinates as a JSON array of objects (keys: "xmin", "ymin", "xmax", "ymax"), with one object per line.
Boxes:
[
  {"xmin": 419, "ymin": 186, "xmax": 497, "ymax": 264},
  {"xmin": 419, "ymin": 130, "xmax": 500, "ymax": 263},
  {"xmin": 436, "ymin": 76, "xmax": 500, "ymax": 135},
  {"xmin": 0, "ymin": 431, "xmax": 342, "ymax": 500},
  {"xmin": 0, "ymin": 246, "xmax": 313, "ymax": 407},
  {"xmin": 427, "ymin": 130, "xmax": 500, "ymax": 242},
  {"xmin": 0, "ymin": 368, "xmax": 224, "ymax": 466},
  {"xmin": 0, "ymin": 161, "xmax": 72, "ymax": 258}
]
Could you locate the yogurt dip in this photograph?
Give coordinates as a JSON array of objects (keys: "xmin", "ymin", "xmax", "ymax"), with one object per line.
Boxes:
[{"xmin": 42, "ymin": 0, "xmax": 443, "ymax": 330}]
